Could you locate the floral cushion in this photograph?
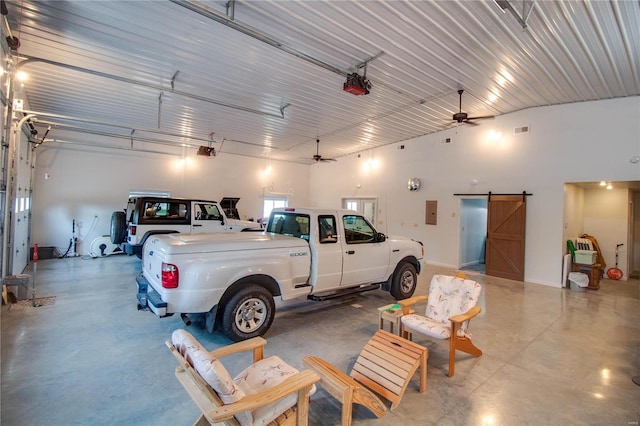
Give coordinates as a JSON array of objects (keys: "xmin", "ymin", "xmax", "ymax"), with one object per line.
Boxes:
[
  {"xmin": 171, "ymin": 329, "xmax": 245, "ymax": 404},
  {"xmin": 401, "ymin": 274, "xmax": 481, "ymax": 339},
  {"xmin": 401, "ymin": 314, "xmax": 468, "ymax": 339},
  {"xmin": 234, "ymin": 356, "xmax": 315, "ymax": 426}
]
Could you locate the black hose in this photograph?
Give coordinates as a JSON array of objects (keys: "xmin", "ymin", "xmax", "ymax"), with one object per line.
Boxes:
[{"xmin": 58, "ymin": 239, "xmax": 72, "ymax": 258}]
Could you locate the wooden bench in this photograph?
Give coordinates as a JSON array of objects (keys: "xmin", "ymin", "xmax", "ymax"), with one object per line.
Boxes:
[{"xmin": 303, "ymin": 330, "xmax": 428, "ymax": 426}]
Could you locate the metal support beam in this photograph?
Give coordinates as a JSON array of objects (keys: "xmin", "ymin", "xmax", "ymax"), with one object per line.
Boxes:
[
  {"xmin": 493, "ymin": 0, "xmax": 535, "ymax": 29},
  {"xmin": 171, "ymin": 0, "xmax": 349, "ymax": 77},
  {"xmin": 19, "ymin": 109, "xmax": 222, "ymax": 145},
  {"xmin": 16, "ymin": 56, "xmax": 285, "ymax": 119}
]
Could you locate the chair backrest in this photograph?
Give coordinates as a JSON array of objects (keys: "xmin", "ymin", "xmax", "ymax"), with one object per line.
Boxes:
[
  {"xmin": 425, "ymin": 274, "xmax": 482, "ymax": 324},
  {"xmin": 171, "ymin": 329, "xmax": 246, "ymax": 405}
]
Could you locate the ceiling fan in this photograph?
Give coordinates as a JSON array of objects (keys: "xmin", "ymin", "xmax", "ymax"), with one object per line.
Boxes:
[
  {"xmin": 312, "ymin": 139, "xmax": 336, "ymax": 162},
  {"xmin": 452, "ymin": 89, "xmax": 495, "ymax": 126}
]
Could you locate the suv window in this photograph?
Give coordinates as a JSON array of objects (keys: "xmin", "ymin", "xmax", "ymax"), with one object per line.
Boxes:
[
  {"xmin": 142, "ymin": 201, "xmax": 187, "ymax": 219},
  {"xmin": 194, "ymin": 203, "xmax": 223, "ymax": 221}
]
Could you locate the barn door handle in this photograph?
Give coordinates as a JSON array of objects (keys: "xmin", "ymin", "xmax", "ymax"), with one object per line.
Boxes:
[{"xmin": 346, "ymin": 250, "xmax": 355, "ymax": 255}]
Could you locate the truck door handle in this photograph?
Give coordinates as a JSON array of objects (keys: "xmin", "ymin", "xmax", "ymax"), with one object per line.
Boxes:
[
  {"xmin": 346, "ymin": 250, "xmax": 355, "ymax": 255},
  {"xmin": 193, "ymin": 224, "xmax": 202, "ymax": 227}
]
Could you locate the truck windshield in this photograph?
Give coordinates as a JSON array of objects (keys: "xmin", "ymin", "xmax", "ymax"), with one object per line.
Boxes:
[{"xmin": 267, "ymin": 213, "xmax": 310, "ymax": 240}]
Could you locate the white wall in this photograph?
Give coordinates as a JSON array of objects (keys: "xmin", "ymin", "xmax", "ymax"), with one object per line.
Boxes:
[
  {"xmin": 583, "ymin": 187, "xmax": 629, "ymax": 278},
  {"xmin": 562, "ymin": 184, "xmax": 585, "ymax": 251},
  {"xmin": 310, "ymin": 96, "xmax": 640, "ymax": 287},
  {"xmin": 31, "ymin": 146, "xmax": 309, "ymax": 255}
]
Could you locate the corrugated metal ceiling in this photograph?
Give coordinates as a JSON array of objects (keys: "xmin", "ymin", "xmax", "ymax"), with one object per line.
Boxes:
[{"xmin": 3, "ymin": 0, "xmax": 639, "ymax": 163}]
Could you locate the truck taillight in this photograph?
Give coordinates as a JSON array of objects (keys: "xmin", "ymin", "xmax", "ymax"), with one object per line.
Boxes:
[
  {"xmin": 162, "ymin": 262, "xmax": 179, "ymax": 288},
  {"xmin": 130, "ymin": 225, "xmax": 137, "ymax": 235}
]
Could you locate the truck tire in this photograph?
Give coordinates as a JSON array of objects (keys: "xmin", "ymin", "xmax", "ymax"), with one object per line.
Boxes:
[
  {"xmin": 390, "ymin": 262, "xmax": 417, "ymax": 300},
  {"xmin": 221, "ymin": 284, "xmax": 275, "ymax": 342},
  {"xmin": 110, "ymin": 211, "xmax": 127, "ymax": 244}
]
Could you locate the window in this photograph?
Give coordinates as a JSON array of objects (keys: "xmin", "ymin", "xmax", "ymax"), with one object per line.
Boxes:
[
  {"xmin": 318, "ymin": 215, "xmax": 337, "ymax": 243},
  {"xmin": 342, "ymin": 198, "xmax": 377, "ymax": 224},
  {"xmin": 343, "ymin": 215, "xmax": 376, "ymax": 244},
  {"xmin": 263, "ymin": 197, "xmax": 287, "ymax": 219},
  {"xmin": 194, "ymin": 203, "xmax": 223, "ymax": 220},
  {"xmin": 267, "ymin": 212, "xmax": 310, "ymax": 240},
  {"xmin": 143, "ymin": 201, "xmax": 187, "ymax": 219}
]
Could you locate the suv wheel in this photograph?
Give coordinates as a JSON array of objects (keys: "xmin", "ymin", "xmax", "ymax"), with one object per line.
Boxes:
[{"xmin": 110, "ymin": 211, "xmax": 127, "ymax": 244}]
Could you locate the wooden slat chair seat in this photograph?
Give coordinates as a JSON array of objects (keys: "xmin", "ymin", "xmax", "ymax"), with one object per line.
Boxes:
[
  {"xmin": 167, "ymin": 329, "xmax": 319, "ymax": 426},
  {"xmin": 302, "ymin": 330, "xmax": 427, "ymax": 426}
]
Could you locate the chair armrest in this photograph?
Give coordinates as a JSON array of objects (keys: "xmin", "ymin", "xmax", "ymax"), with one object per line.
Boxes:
[
  {"xmin": 302, "ymin": 355, "xmax": 358, "ymax": 396},
  {"xmin": 209, "ymin": 336, "xmax": 267, "ymax": 363},
  {"xmin": 207, "ymin": 370, "xmax": 320, "ymax": 422},
  {"xmin": 449, "ymin": 306, "xmax": 482, "ymax": 324},
  {"xmin": 397, "ymin": 295, "xmax": 428, "ymax": 314}
]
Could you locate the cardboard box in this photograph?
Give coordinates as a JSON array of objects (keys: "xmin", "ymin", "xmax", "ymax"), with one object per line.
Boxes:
[{"xmin": 574, "ymin": 250, "xmax": 597, "ymax": 265}]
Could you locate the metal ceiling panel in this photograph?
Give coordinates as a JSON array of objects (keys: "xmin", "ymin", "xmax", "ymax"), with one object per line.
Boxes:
[{"xmin": 3, "ymin": 0, "xmax": 639, "ymax": 164}]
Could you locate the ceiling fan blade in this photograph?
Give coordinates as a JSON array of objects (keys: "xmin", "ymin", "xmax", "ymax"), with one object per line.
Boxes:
[
  {"xmin": 467, "ymin": 115, "xmax": 495, "ymax": 121},
  {"xmin": 463, "ymin": 119, "xmax": 480, "ymax": 126}
]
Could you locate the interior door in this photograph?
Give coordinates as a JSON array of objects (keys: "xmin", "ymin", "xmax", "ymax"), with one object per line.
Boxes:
[{"xmin": 485, "ymin": 195, "xmax": 527, "ymax": 281}]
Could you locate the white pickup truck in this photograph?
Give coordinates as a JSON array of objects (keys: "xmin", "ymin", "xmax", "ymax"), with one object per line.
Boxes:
[{"xmin": 136, "ymin": 207, "xmax": 424, "ymax": 341}]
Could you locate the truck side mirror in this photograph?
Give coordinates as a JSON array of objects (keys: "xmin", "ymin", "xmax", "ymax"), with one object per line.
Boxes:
[{"xmin": 376, "ymin": 232, "xmax": 386, "ymax": 242}]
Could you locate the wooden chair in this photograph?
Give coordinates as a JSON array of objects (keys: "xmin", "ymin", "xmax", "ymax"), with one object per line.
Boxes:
[
  {"xmin": 167, "ymin": 329, "xmax": 319, "ymax": 426},
  {"xmin": 302, "ymin": 329, "xmax": 428, "ymax": 426},
  {"xmin": 399, "ymin": 273, "xmax": 482, "ymax": 378}
]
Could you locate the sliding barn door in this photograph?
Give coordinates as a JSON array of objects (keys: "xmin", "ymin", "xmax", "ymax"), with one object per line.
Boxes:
[{"xmin": 485, "ymin": 195, "xmax": 526, "ymax": 281}]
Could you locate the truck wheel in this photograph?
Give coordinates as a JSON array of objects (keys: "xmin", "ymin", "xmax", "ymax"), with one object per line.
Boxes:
[
  {"xmin": 110, "ymin": 211, "xmax": 127, "ymax": 244},
  {"xmin": 390, "ymin": 262, "xmax": 417, "ymax": 300},
  {"xmin": 221, "ymin": 285, "xmax": 275, "ymax": 342}
]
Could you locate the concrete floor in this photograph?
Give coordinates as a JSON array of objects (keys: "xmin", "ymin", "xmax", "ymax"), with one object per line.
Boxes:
[{"xmin": 2, "ymin": 255, "xmax": 639, "ymax": 425}]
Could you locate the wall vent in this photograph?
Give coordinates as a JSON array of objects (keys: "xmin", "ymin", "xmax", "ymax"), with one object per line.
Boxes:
[
  {"xmin": 397, "ymin": 144, "xmax": 405, "ymax": 150},
  {"xmin": 515, "ymin": 126, "xmax": 529, "ymax": 134},
  {"xmin": 442, "ymin": 137, "xmax": 452, "ymax": 144}
]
